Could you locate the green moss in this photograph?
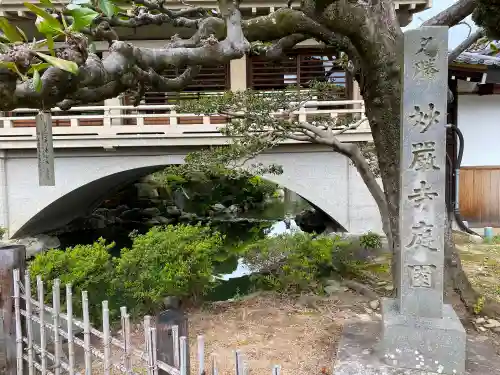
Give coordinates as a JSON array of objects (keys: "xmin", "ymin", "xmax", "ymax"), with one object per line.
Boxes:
[{"xmin": 474, "ymin": 295, "xmax": 485, "ymax": 315}]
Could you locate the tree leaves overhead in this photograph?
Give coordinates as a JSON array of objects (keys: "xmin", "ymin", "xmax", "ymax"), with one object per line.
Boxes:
[
  {"xmin": 32, "ymin": 69, "xmax": 42, "ymax": 92},
  {"xmin": 98, "ymin": 0, "xmax": 117, "ymax": 18},
  {"xmin": 67, "ymin": 5, "xmax": 99, "ymax": 31},
  {"xmin": 35, "ymin": 52, "xmax": 79, "ymax": 74},
  {"xmin": 0, "ymin": 17, "xmax": 25, "ymax": 42},
  {"xmin": 473, "ymin": 0, "xmax": 500, "ymax": 39},
  {"xmin": 24, "ymin": 3, "xmax": 64, "ymax": 35}
]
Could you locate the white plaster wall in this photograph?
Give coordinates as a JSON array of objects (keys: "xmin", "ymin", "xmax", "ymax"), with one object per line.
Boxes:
[
  {"xmin": 4, "ymin": 148, "xmax": 383, "ymax": 237},
  {"xmin": 458, "ymin": 94, "xmax": 500, "ymax": 167}
]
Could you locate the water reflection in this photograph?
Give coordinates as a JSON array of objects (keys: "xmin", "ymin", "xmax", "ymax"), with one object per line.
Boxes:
[{"xmin": 218, "ymin": 218, "xmax": 301, "ymax": 281}]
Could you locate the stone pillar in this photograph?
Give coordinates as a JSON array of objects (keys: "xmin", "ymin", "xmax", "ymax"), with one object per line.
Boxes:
[
  {"xmin": 102, "ymin": 52, "xmax": 123, "ymax": 126},
  {"xmin": 230, "ymin": 56, "xmax": 247, "ymax": 92},
  {"xmin": 380, "ymin": 26, "xmax": 466, "ymax": 375},
  {"xmin": 351, "ymin": 80, "xmax": 363, "ymax": 121},
  {"xmin": 0, "ymin": 151, "xmax": 8, "ymax": 238}
]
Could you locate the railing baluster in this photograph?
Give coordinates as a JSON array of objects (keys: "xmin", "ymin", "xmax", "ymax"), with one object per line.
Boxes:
[{"xmin": 170, "ymin": 109, "xmax": 178, "ymax": 126}]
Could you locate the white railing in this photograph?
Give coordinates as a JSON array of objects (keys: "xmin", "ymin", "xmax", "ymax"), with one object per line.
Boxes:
[{"xmin": 0, "ymin": 100, "xmax": 369, "ymax": 139}]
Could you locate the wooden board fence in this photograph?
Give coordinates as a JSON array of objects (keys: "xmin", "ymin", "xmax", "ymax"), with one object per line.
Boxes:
[{"xmin": 9, "ymin": 269, "xmax": 281, "ymax": 375}]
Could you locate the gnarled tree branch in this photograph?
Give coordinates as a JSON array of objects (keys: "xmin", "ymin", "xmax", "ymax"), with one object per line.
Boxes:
[{"xmin": 423, "ymin": 0, "xmax": 477, "ymax": 27}]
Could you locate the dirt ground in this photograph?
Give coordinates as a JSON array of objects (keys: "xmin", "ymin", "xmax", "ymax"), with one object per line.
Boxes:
[{"xmin": 76, "ymin": 232, "xmax": 500, "ymax": 375}]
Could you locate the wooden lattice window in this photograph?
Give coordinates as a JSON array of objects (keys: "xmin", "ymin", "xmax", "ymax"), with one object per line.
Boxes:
[
  {"xmin": 122, "ymin": 64, "xmax": 230, "ymax": 126},
  {"xmin": 247, "ymin": 49, "xmax": 351, "ymax": 99},
  {"xmin": 124, "ymin": 64, "xmax": 230, "ymax": 105}
]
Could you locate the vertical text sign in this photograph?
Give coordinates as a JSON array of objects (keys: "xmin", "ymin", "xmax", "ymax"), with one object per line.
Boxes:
[
  {"xmin": 398, "ymin": 27, "xmax": 449, "ymax": 318},
  {"xmin": 36, "ymin": 111, "xmax": 55, "ymax": 186}
]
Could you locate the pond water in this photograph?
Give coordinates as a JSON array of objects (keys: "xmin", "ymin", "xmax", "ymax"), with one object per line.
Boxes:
[
  {"xmin": 53, "ymin": 186, "xmax": 311, "ymax": 302},
  {"xmin": 217, "ymin": 219, "xmax": 301, "ymax": 281}
]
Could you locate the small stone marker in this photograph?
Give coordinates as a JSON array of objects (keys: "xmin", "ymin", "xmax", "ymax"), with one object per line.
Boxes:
[
  {"xmin": 156, "ymin": 301, "xmax": 190, "ymax": 375},
  {"xmin": 0, "ymin": 245, "xmax": 26, "ymax": 375},
  {"xmin": 36, "ymin": 111, "xmax": 55, "ymax": 186},
  {"xmin": 380, "ymin": 26, "xmax": 466, "ymax": 374}
]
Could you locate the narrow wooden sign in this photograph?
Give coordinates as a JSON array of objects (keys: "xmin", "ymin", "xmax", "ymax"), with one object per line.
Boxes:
[{"xmin": 36, "ymin": 111, "xmax": 55, "ymax": 186}]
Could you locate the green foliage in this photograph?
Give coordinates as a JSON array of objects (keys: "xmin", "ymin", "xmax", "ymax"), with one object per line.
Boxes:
[
  {"xmin": 242, "ymin": 232, "xmax": 336, "ymax": 293},
  {"xmin": 486, "ymin": 234, "xmax": 500, "ymax": 244},
  {"xmin": 473, "ymin": 1, "xmax": 500, "ymax": 39},
  {"xmin": 112, "ymin": 224, "xmax": 224, "ymax": 317},
  {"xmin": 474, "ymin": 295, "xmax": 486, "ymax": 315},
  {"xmin": 0, "ymin": 17, "xmax": 26, "ymax": 42},
  {"xmin": 28, "ymin": 224, "xmax": 227, "ymax": 322},
  {"xmin": 175, "ymin": 82, "xmax": 357, "ymax": 176},
  {"xmin": 359, "ymin": 232, "xmax": 383, "ymax": 249},
  {"xmin": 0, "ymin": 0, "xmax": 101, "ymax": 82},
  {"xmin": 0, "ymin": 226, "xmax": 5, "ymax": 240},
  {"xmin": 28, "ymin": 238, "xmax": 115, "ymax": 323},
  {"xmin": 152, "ymin": 166, "xmax": 278, "ymax": 215}
]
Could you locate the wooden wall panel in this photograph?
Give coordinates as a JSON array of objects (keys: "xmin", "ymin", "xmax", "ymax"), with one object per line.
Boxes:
[{"xmin": 459, "ymin": 167, "xmax": 500, "ymax": 227}]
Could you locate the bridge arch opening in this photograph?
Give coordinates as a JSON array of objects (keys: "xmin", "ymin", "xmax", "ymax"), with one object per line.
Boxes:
[{"xmin": 13, "ymin": 164, "xmax": 345, "ymax": 239}]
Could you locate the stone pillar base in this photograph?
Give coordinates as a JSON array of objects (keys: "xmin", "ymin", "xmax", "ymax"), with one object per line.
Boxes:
[{"xmin": 380, "ymin": 298, "xmax": 466, "ymax": 375}]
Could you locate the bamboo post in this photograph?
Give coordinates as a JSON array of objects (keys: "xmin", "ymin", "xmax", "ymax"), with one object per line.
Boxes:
[
  {"xmin": 179, "ymin": 336, "xmax": 187, "ymax": 375},
  {"xmin": 66, "ymin": 284, "xmax": 75, "ymax": 375},
  {"xmin": 102, "ymin": 301, "xmax": 111, "ymax": 375},
  {"xmin": 52, "ymin": 279, "xmax": 61, "ymax": 375},
  {"xmin": 37, "ymin": 275, "xmax": 47, "ymax": 375},
  {"xmin": 151, "ymin": 327, "xmax": 159, "ymax": 375},
  {"xmin": 121, "ymin": 306, "xmax": 132, "ymax": 374},
  {"xmin": 144, "ymin": 316, "xmax": 152, "ymax": 375},
  {"xmin": 197, "ymin": 335, "xmax": 204, "ymax": 375},
  {"xmin": 13, "ymin": 269, "xmax": 22, "ymax": 375},
  {"xmin": 210, "ymin": 354, "xmax": 218, "ymax": 375},
  {"xmin": 172, "ymin": 325, "xmax": 179, "ymax": 368},
  {"xmin": 82, "ymin": 291, "xmax": 92, "ymax": 374},
  {"xmin": 25, "ymin": 271, "xmax": 34, "ymax": 375}
]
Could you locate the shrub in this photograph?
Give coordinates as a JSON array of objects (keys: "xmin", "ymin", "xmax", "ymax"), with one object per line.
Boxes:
[
  {"xmin": 152, "ymin": 167, "xmax": 278, "ymax": 215},
  {"xmin": 113, "ymin": 224, "xmax": 224, "ymax": 316},
  {"xmin": 359, "ymin": 231, "xmax": 383, "ymax": 249},
  {"xmin": 242, "ymin": 232, "xmax": 336, "ymax": 293},
  {"xmin": 28, "ymin": 238, "xmax": 115, "ymax": 323}
]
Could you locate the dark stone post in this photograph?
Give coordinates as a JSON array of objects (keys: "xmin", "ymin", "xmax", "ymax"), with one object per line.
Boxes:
[
  {"xmin": 0, "ymin": 245, "xmax": 26, "ymax": 375},
  {"xmin": 156, "ymin": 298, "xmax": 190, "ymax": 375}
]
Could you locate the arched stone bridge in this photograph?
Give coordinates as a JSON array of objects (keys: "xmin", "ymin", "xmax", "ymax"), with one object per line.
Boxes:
[{"xmin": 0, "ymin": 144, "xmax": 383, "ymax": 238}]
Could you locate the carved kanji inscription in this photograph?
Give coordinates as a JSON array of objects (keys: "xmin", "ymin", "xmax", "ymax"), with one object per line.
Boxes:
[
  {"xmin": 410, "ymin": 142, "xmax": 440, "ymax": 171},
  {"xmin": 409, "ymin": 265, "xmax": 435, "ymax": 288},
  {"xmin": 408, "ymin": 103, "xmax": 441, "ymax": 133},
  {"xmin": 408, "ymin": 180, "xmax": 438, "ymax": 210},
  {"xmin": 406, "ymin": 220, "xmax": 438, "ymax": 251}
]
